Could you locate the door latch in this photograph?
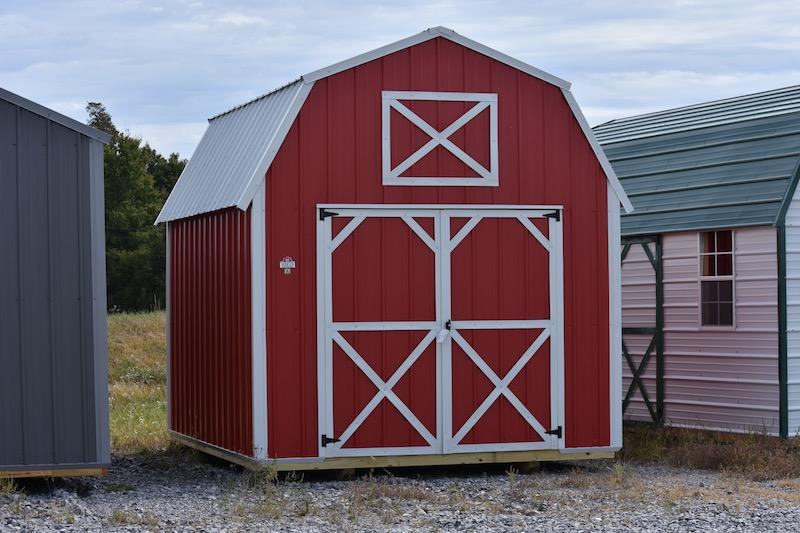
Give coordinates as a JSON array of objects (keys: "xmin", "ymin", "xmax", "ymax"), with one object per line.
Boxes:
[{"xmin": 437, "ymin": 320, "xmax": 452, "ymax": 343}]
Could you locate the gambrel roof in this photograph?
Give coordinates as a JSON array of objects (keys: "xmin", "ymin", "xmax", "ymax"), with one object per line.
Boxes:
[
  {"xmin": 594, "ymin": 85, "xmax": 800, "ymax": 236},
  {"xmin": 156, "ymin": 27, "xmax": 631, "ymax": 224}
]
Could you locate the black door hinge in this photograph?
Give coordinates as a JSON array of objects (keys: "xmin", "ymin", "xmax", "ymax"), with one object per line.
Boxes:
[
  {"xmin": 545, "ymin": 426, "xmax": 562, "ymax": 438},
  {"xmin": 321, "ymin": 434, "xmax": 340, "ymax": 447},
  {"xmin": 544, "ymin": 210, "xmax": 561, "ymax": 222},
  {"xmin": 319, "ymin": 209, "xmax": 339, "ymax": 220}
]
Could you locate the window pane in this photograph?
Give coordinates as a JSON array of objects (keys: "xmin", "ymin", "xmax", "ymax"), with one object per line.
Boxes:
[
  {"xmin": 702, "ymin": 255, "xmax": 716, "ymax": 276},
  {"xmin": 702, "ymin": 302, "xmax": 719, "ymax": 325},
  {"xmin": 717, "ymin": 230, "xmax": 733, "ymax": 253},
  {"xmin": 718, "ymin": 280, "xmax": 733, "ymax": 302},
  {"xmin": 717, "ymin": 253, "xmax": 733, "ymax": 276},
  {"xmin": 719, "ymin": 302, "xmax": 733, "ymax": 325},
  {"xmin": 702, "ymin": 232, "xmax": 716, "ymax": 253},
  {"xmin": 701, "ymin": 280, "xmax": 719, "ymax": 302}
]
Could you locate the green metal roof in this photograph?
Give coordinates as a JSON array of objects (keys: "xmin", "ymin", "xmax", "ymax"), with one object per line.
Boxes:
[{"xmin": 594, "ymin": 85, "xmax": 800, "ymax": 236}]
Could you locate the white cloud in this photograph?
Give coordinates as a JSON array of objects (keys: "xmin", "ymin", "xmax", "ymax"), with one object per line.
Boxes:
[
  {"xmin": 217, "ymin": 11, "xmax": 268, "ymax": 26},
  {"xmin": 2, "ymin": 0, "xmax": 799, "ymax": 155}
]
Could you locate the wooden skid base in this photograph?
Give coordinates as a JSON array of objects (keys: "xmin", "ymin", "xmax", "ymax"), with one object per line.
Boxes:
[
  {"xmin": 0, "ymin": 468, "xmax": 107, "ymax": 479},
  {"xmin": 171, "ymin": 431, "xmax": 615, "ymax": 472}
]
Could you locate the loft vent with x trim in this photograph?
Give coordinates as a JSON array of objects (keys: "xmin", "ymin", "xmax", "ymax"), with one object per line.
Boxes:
[{"xmin": 381, "ymin": 91, "xmax": 499, "ymax": 186}]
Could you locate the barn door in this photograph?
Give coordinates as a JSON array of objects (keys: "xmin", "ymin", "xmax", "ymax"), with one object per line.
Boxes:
[
  {"xmin": 317, "ymin": 206, "xmax": 563, "ymax": 458},
  {"xmin": 442, "ymin": 209, "xmax": 564, "ymax": 453}
]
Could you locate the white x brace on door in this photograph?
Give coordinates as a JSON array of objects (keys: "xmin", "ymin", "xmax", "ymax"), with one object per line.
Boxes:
[{"xmin": 317, "ymin": 205, "xmax": 564, "ymax": 458}]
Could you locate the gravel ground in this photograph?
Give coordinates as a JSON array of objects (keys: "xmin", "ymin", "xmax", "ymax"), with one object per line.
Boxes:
[{"xmin": 3, "ymin": 452, "xmax": 800, "ymax": 532}]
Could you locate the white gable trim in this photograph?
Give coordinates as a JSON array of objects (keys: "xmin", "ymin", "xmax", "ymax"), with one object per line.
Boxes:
[
  {"xmin": 561, "ymin": 88, "xmax": 634, "ymax": 214},
  {"xmin": 303, "ymin": 26, "xmax": 571, "ymax": 91}
]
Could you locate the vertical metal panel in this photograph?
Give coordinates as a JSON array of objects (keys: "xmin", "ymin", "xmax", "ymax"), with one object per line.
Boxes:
[
  {"xmin": 88, "ymin": 138, "xmax": 110, "ymax": 464},
  {"xmin": 264, "ymin": 37, "xmax": 612, "ymax": 457},
  {"xmin": 0, "ymin": 99, "xmax": 24, "ymax": 466},
  {"xmin": 169, "ymin": 208, "xmax": 253, "ymax": 456},
  {"xmin": 0, "ymin": 95, "xmax": 107, "ymax": 471},
  {"xmin": 660, "ymin": 226, "xmax": 780, "ymax": 434}
]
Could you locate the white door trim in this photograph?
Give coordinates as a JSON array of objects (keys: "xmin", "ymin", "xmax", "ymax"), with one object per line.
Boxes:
[
  {"xmin": 251, "ymin": 181, "xmax": 268, "ymax": 460},
  {"xmin": 318, "ymin": 209, "xmax": 443, "ymax": 458},
  {"xmin": 317, "ymin": 205, "xmax": 564, "ymax": 458}
]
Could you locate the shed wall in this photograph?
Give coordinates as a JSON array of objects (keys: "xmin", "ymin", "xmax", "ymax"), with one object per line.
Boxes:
[
  {"xmin": 263, "ymin": 36, "xmax": 612, "ymax": 458},
  {"xmin": 169, "ymin": 208, "xmax": 254, "ymax": 456},
  {"xmin": 784, "ymin": 182, "xmax": 800, "ymax": 435},
  {"xmin": 0, "ymin": 99, "xmax": 109, "ymax": 470},
  {"xmin": 661, "ymin": 226, "xmax": 780, "ymax": 433}
]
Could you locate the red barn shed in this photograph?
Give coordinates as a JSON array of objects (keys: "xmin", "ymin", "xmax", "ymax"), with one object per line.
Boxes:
[{"xmin": 156, "ymin": 27, "xmax": 633, "ymax": 470}]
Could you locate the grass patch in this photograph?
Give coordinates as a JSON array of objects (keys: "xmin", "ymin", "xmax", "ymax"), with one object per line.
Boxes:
[
  {"xmin": 103, "ymin": 482, "xmax": 136, "ymax": 493},
  {"xmin": 110, "ymin": 508, "xmax": 159, "ymax": 528},
  {"xmin": 0, "ymin": 478, "xmax": 18, "ymax": 495},
  {"xmin": 622, "ymin": 424, "xmax": 800, "ymax": 480},
  {"xmin": 108, "ymin": 311, "xmax": 167, "ymax": 455}
]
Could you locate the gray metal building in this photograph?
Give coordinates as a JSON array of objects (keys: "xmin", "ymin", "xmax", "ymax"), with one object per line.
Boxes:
[{"xmin": 0, "ymin": 87, "xmax": 111, "ymax": 477}]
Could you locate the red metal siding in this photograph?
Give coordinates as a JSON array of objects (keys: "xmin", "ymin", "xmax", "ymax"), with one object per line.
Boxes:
[
  {"xmin": 265, "ymin": 37, "xmax": 610, "ymax": 457},
  {"xmin": 170, "ymin": 208, "xmax": 253, "ymax": 456}
]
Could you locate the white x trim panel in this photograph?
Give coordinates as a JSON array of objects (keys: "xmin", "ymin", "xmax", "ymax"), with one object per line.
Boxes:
[
  {"xmin": 331, "ymin": 330, "xmax": 438, "ymax": 449},
  {"xmin": 382, "ymin": 91, "xmax": 499, "ymax": 187}
]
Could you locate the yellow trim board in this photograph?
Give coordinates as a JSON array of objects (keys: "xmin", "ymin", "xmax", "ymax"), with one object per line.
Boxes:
[
  {"xmin": 0, "ymin": 468, "xmax": 107, "ymax": 479},
  {"xmin": 274, "ymin": 450, "xmax": 614, "ymax": 472},
  {"xmin": 171, "ymin": 431, "xmax": 614, "ymax": 472},
  {"xmin": 170, "ymin": 431, "xmax": 259, "ymax": 469}
]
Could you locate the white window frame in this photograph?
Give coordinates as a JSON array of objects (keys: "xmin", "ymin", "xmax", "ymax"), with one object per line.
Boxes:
[
  {"xmin": 316, "ymin": 204, "xmax": 564, "ymax": 458},
  {"xmin": 698, "ymin": 229, "xmax": 736, "ymax": 329},
  {"xmin": 381, "ymin": 91, "xmax": 499, "ymax": 187}
]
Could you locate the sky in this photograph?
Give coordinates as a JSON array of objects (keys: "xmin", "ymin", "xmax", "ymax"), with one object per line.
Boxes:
[{"xmin": 2, "ymin": 0, "xmax": 800, "ymax": 158}]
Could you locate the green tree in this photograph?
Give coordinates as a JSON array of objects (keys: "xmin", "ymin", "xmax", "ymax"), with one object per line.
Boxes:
[{"xmin": 87, "ymin": 103, "xmax": 186, "ymax": 311}]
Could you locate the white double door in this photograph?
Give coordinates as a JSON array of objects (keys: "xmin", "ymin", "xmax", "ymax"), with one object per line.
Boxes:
[{"xmin": 317, "ymin": 205, "xmax": 564, "ymax": 457}]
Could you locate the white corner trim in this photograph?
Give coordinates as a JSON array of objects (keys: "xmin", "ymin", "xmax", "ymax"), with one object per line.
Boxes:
[
  {"xmin": 235, "ymin": 81, "xmax": 315, "ymax": 211},
  {"xmin": 251, "ymin": 181, "xmax": 268, "ymax": 460},
  {"xmin": 608, "ymin": 183, "xmax": 623, "ymax": 449},
  {"xmin": 302, "ymin": 26, "xmax": 571, "ymax": 91},
  {"xmin": 166, "ymin": 222, "xmax": 172, "ymax": 430},
  {"xmin": 562, "ymin": 88, "xmax": 633, "ymax": 214}
]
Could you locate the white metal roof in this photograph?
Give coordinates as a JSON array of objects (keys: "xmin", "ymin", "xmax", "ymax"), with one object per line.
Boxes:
[
  {"xmin": 157, "ymin": 26, "xmax": 631, "ymax": 223},
  {"xmin": 155, "ymin": 80, "xmax": 311, "ymax": 223}
]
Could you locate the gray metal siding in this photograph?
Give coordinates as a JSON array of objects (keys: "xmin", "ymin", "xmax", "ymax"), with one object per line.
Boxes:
[
  {"xmin": 597, "ymin": 111, "xmax": 800, "ymax": 236},
  {"xmin": 595, "ymin": 85, "xmax": 800, "ymax": 143},
  {"xmin": 0, "ymin": 96, "xmax": 108, "ymax": 471}
]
